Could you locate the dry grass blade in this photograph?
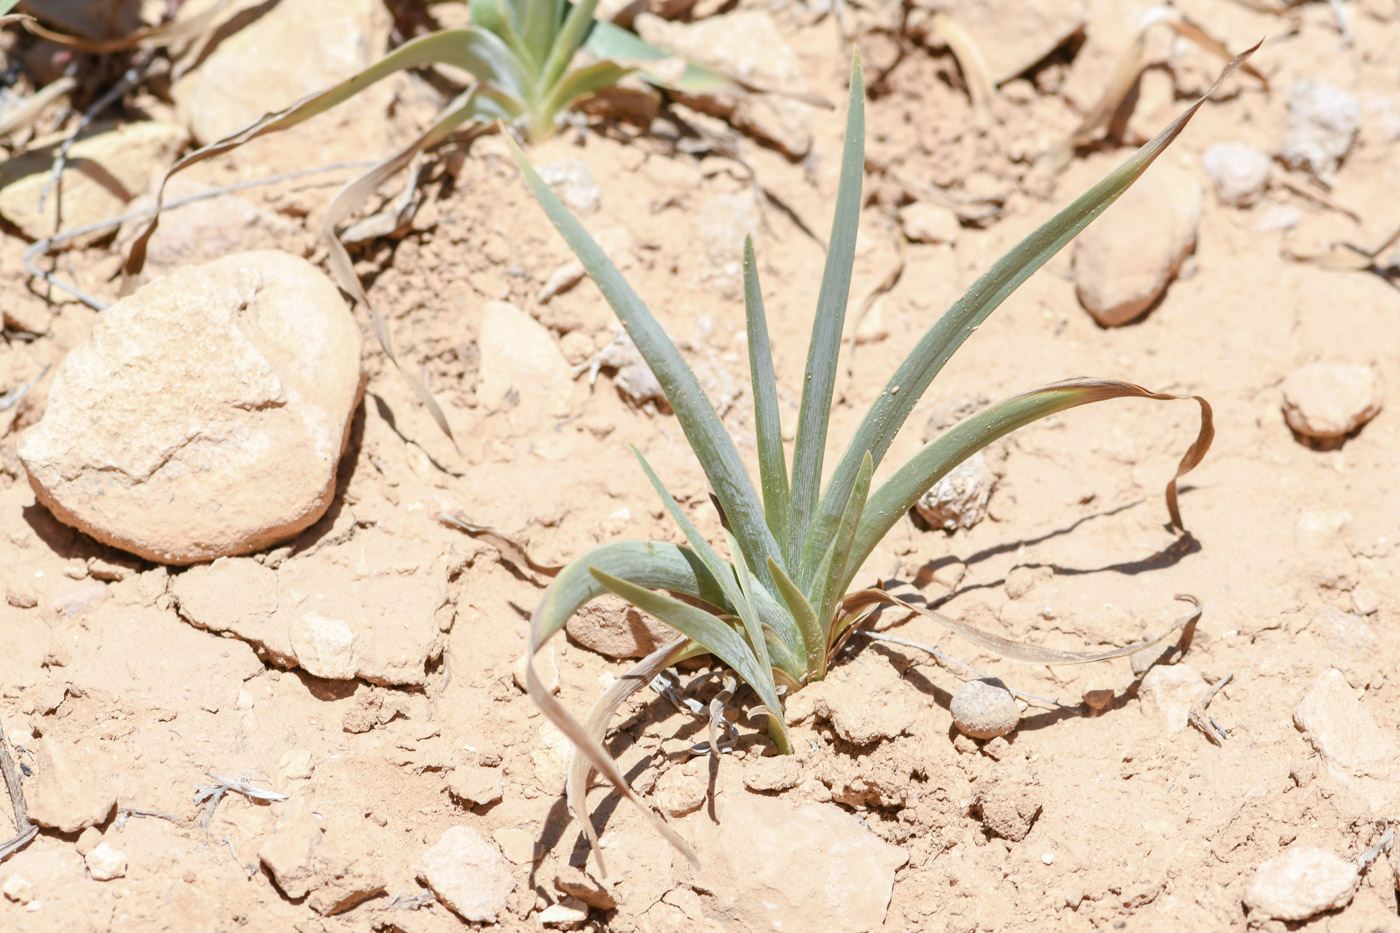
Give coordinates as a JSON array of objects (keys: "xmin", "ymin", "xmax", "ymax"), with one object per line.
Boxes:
[
  {"xmin": 1048, "ymin": 11, "xmax": 1266, "ymax": 169},
  {"xmin": 437, "ymin": 512, "xmax": 563, "ymax": 578},
  {"xmin": 0, "ymin": 75, "xmax": 77, "ymax": 139},
  {"xmin": 1284, "ymin": 225, "xmax": 1400, "ymax": 274},
  {"xmin": 840, "ymin": 590, "xmax": 1204, "ymax": 666},
  {"xmin": 0, "ymin": 717, "xmax": 36, "ymax": 863},
  {"xmin": 932, "ymin": 13, "xmax": 997, "ymax": 126},
  {"xmin": 17, "ymin": 0, "xmax": 260, "ymax": 54},
  {"xmin": 562, "ymin": 636, "xmax": 693, "ymax": 877}
]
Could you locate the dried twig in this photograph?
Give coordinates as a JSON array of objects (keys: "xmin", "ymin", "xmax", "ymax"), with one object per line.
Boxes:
[
  {"xmin": 194, "ymin": 771, "xmax": 288, "ymax": 827},
  {"xmin": 861, "ymin": 630, "xmax": 1072, "ymax": 710},
  {"xmin": 0, "ymin": 365, "xmax": 49, "ymax": 412},
  {"xmin": 1188, "ymin": 670, "xmax": 1233, "ymax": 745},
  {"xmin": 0, "ymin": 718, "xmax": 37, "ymax": 863}
]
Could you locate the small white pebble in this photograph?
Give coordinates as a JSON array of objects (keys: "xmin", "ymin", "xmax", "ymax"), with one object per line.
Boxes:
[
  {"xmin": 1042, "ymin": 853, "xmax": 1055, "ymax": 865},
  {"xmin": 85, "ymin": 842, "xmax": 127, "ymax": 881}
]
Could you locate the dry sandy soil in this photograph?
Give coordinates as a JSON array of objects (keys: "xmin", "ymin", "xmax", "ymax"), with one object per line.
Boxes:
[{"xmin": 3, "ymin": 0, "xmax": 1400, "ymax": 931}]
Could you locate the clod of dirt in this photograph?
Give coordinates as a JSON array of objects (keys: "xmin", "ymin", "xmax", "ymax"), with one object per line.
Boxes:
[
  {"xmin": 974, "ymin": 766, "xmax": 1043, "ymax": 842},
  {"xmin": 552, "ymin": 866, "xmax": 618, "ymax": 911},
  {"xmin": 1303, "ymin": 606, "xmax": 1379, "ymax": 688},
  {"xmin": 19, "ymin": 251, "xmax": 364, "ymax": 565},
  {"xmin": 515, "ymin": 645, "xmax": 559, "ymax": 694},
  {"xmin": 476, "ymin": 301, "xmax": 578, "ymax": 418},
  {"xmin": 1072, "ymin": 164, "xmax": 1201, "ymax": 327},
  {"xmin": 25, "ymin": 740, "xmax": 118, "ymax": 833},
  {"xmin": 539, "ymin": 896, "xmax": 590, "ymax": 929},
  {"xmin": 0, "ymin": 121, "xmax": 187, "ymax": 243},
  {"xmin": 1138, "ymin": 663, "xmax": 1209, "ymax": 734},
  {"xmin": 1293, "ymin": 669, "xmax": 1400, "ymax": 812},
  {"xmin": 448, "ymin": 763, "xmax": 504, "ymax": 808},
  {"xmin": 914, "ymin": 451, "xmax": 996, "ymax": 533},
  {"xmin": 171, "ymin": 527, "xmax": 455, "ymax": 686},
  {"xmin": 653, "ymin": 759, "xmax": 709, "ymax": 816},
  {"xmin": 950, "ymin": 678, "xmax": 1019, "ymax": 740},
  {"xmin": 1243, "ymin": 847, "xmax": 1359, "ymax": 922},
  {"xmin": 787, "ymin": 652, "xmax": 926, "ymax": 744},
  {"xmin": 588, "ymin": 335, "xmax": 667, "ymax": 411},
  {"xmin": 1281, "ymin": 79, "xmax": 1361, "ymax": 184},
  {"xmin": 1202, "ymin": 143, "xmax": 1272, "ymax": 208},
  {"xmin": 634, "ymin": 11, "xmax": 814, "ymax": 159},
  {"xmin": 680, "ymin": 792, "xmax": 908, "ymax": 932},
  {"xmin": 899, "ymin": 202, "xmax": 961, "ymax": 245},
  {"xmin": 565, "ymin": 594, "xmax": 675, "ymax": 659},
  {"xmin": 416, "ymin": 826, "xmax": 515, "ymax": 924},
  {"xmin": 306, "ymin": 861, "xmax": 387, "ymax": 917},
  {"xmin": 171, "ymin": 0, "xmax": 389, "ymax": 145},
  {"xmin": 279, "ymin": 749, "xmax": 314, "ymax": 782},
  {"xmin": 259, "ymin": 798, "xmax": 323, "ymax": 900},
  {"xmin": 84, "ymin": 843, "xmax": 127, "ymax": 882},
  {"xmin": 1281, "ymin": 363, "xmax": 1382, "ymax": 442},
  {"xmin": 1, "ymin": 874, "xmax": 33, "ymax": 904},
  {"xmin": 743, "ymin": 754, "xmax": 802, "ymax": 793}
]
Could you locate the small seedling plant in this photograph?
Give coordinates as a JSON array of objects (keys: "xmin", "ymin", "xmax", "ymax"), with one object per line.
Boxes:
[
  {"xmin": 121, "ymin": 0, "xmax": 753, "ymax": 439},
  {"xmin": 518, "ymin": 48, "xmax": 1254, "ymax": 865}
]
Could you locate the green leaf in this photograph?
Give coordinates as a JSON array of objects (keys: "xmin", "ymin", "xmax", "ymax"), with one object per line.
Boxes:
[
  {"xmin": 743, "ymin": 237, "xmax": 790, "ymax": 552},
  {"xmin": 722, "ymin": 528, "xmax": 781, "ymax": 678},
  {"xmin": 542, "ymin": 0, "xmax": 604, "ymax": 91},
  {"xmin": 581, "ymin": 18, "xmax": 735, "ymax": 95},
  {"xmin": 767, "ymin": 557, "xmax": 823, "ymax": 680},
  {"xmin": 810, "ymin": 451, "xmax": 872, "ymax": 673},
  {"xmin": 511, "ymin": 137, "xmax": 782, "ymax": 589},
  {"xmin": 537, "ymin": 60, "xmax": 633, "ymax": 131},
  {"xmin": 590, "ymin": 570, "xmax": 786, "ymax": 721},
  {"xmin": 787, "ymin": 53, "xmax": 864, "ymax": 570},
  {"xmin": 844, "ymin": 379, "xmax": 1215, "ymax": 594},
  {"xmin": 530, "ymin": 541, "xmax": 731, "ymax": 651},
  {"xmin": 522, "ymin": 0, "xmax": 565, "ymax": 75},
  {"xmin": 473, "ymin": 0, "xmax": 540, "ymax": 78},
  {"xmin": 810, "ymin": 45, "xmax": 1257, "ymax": 570}
]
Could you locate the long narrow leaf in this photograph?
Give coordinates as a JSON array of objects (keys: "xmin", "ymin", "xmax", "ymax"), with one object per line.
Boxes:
[
  {"xmin": 522, "ymin": 0, "xmax": 565, "ymax": 77},
  {"xmin": 810, "ymin": 452, "xmax": 872, "ymax": 673},
  {"xmin": 743, "ymin": 237, "xmax": 790, "ymax": 552},
  {"xmin": 723, "ymin": 528, "xmax": 779, "ymax": 677},
  {"xmin": 843, "ymin": 378, "xmax": 1214, "ymax": 594},
  {"xmin": 581, "ymin": 18, "xmax": 734, "ymax": 96},
  {"xmin": 123, "ymin": 27, "xmax": 528, "ymax": 279},
  {"xmin": 542, "ymin": 0, "xmax": 604, "ymax": 91},
  {"xmin": 511, "ymin": 137, "xmax": 782, "ymax": 588},
  {"xmin": 538, "ymin": 60, "xmax": 633, "ymax": 130},
  {"xmin": 809, "ymin": 44, "xmax": 1257, "ymax": 571},
  {"xmin": 787, "ymin": 53, "xmax": 865, "ymax": 569},
  {"xmin": 767, "ymin": 557, "xmax": 823, "ymax": 679},
  {"xmin": 591, "ymin": 570, "xmax": 785, "ymax": 721}
]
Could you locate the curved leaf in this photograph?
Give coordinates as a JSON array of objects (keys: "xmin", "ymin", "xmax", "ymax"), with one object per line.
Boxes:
[
  {"xmin": 537, "ymin": 60, "xmax": 633, "ymax": 132},
  {"xmin": 511, "ymin": 137, "xmax": 782, "ymax": 588},
  {"xmin": 809, "ymin": 44, "xmax": 1258, "ymax": 570},
  {"xmin": 810, "ymin": 451, "xmax": 872, "ymax": 675},
  {"xmin": 767, "ymin": 557, "xmax": 822, "ymax": 679},
  {"xmin": 844, "ymin": 378, "xmax": 1214, "ymax": 593},
  {"xmin": 742, "ymin": 237, "xmax": 790, "ymax": 551},
  {"xmin": 787, "ymin": 54, "xmax": 864, "ymax": 569}
]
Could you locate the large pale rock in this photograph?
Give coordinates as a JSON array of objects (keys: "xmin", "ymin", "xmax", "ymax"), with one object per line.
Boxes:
[
  {"xmin": 172, "ymin": 0, "xmax": 387, "ymax": 145},
  {"xmin": 634, "ymin": 11, "xmax": 813, "ymax": 159},
  {"xmin": 476, "ymin": 301, "xmax": 576, "ymax": 417},
  {"xmin": 681, "ymin": 792, "xmax": 908, "ymax": 932},
  {"xmin": 171, "ymin": 526, "xmax": 455, "ymax": 685},
  {"xmin": 1293, "ymin": 668, "xmax": 1400, "ymax": 811},
  {"xmin": 0, "ymin": 121, "xmax": 187, "ymax": 241},
  {"xmin": 1073, "ymin": 164, "xmax": 1201, "ymax": 326},
  {"xmin": 914, "ymin": 451, "xmax": 996, "ymax": 533},
  {"xmin": 19, "ymin": 251, "xmax": 364, "ymax": 565},
  {"xmin": 417, "ymin": 827, "xmax": 515, "ymax": 924},
  {"xmin": 1282, "ymin": 363, "xmax": 1382, "ymax": 441},
  {"xmin": 1244, "ymin": 847, "xmax": 1359, "ymax": 921}
]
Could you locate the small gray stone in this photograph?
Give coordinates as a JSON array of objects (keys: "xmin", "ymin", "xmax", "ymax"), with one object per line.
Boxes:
[
  {"xmin": 915, "ymin": 452, "xmax": 996, "ymax": 533},
  {"xmin": 1202, "ymin": 142, "xmax": 1272, "ymax": 207},
  {"xmin": 1282, "ymin": 79, "xmax": 1360, "ymax": 183},
  {"xmin": 1244, "ymin": 847, "xmax": 1358, "ymax": 921},
  {"xmin": 951, "ymin": 679, "xmax": 1019, "ymax": 740}
]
